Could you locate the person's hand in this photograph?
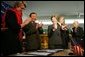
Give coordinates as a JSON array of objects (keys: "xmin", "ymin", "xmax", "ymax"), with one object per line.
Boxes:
[
  {"xmin": 53, "ymin": 28, "xmax": 56, "ymax": 31},
  {"xmin": 39, "ymin": 22, "xmax": 43, "ymax": 28},
  {"xmin": 21, "ymin": 18, "xmax": 32, "ymax": 28},
  {"xmin": 53, "ymin": 24, "xmax": 57, "ymax": 29},
  {"xmin": 35, "ymin": 21, "xmax": 43, "ymax": 29},
  {"xmin": 36, "ymin": 23, "xmax": 39, "ymax": 29},
  {"xmin": 61, "ymin": 24, "xmax": 68, "ymax": 30},
  {"xmin": 61, "ymin": 25, "xmax": 65, "ymax": 30},
  {"xmin": 24, "ymin": 18, "xmax": 32, "ymax": 25}
]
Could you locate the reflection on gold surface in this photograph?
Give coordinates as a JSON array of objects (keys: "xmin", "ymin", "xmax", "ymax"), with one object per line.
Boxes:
[{"xmin": 40, "ymin": 34, "xmax": 48, "ymax": 49}]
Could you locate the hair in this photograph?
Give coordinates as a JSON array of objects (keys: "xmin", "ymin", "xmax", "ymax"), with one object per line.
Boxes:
[
  {"xmin": 50, "ymin": 15, "xmax": 56, "ymax": 21},
  {"xmin": 57, "ymin": 15, "xmax": 64, "ymax": 22},
  {"xmin": 14, "ymin": 2, "xmax": 26, "ymax": 8},
  {"xmin": 72, "ymin": 21, "xmax": 79, "ymax": 28},
  {"xmin": 29, "ymin": 12, "xmax": 37, "ymax": 17},
  {"xmin": 22, "ymin": 1, "xmax": 26, "ymax": 8}
]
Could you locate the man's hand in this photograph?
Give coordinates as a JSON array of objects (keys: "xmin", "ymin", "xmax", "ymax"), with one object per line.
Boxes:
[
  {"xmin": 36, "ymin": 21, "xmax": 43, "ymax": 29},
  {"xmin": 39, "ymin": 22, "xmax": 43, "ymax": 28}
]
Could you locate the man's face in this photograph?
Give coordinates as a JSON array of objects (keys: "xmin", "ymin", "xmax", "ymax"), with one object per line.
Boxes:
[{"xmin": 31, "ymin": 14, "xmax": 37, "ymax": 21}]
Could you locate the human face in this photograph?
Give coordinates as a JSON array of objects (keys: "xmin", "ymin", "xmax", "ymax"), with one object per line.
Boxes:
[
  {"xmin": 52, "ymin": 17, "xmax": 57, "ymax": 24},
  {"xmin": 20, "ymin": 3, "xmax": 26, "ymax": 10},
  {"xmin": 31, "ymin": 14, "xmax": 37, "ymax": 21},
  {"xmin": 73, "ymin": 21, "xmax": 79, "ymax": 28}
]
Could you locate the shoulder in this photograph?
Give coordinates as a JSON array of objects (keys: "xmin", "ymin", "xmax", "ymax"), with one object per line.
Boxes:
[
  {"xmin": 6, "ymin": 9, "xmax": 15, "ymax": 14},
  {"xmin": 72, "ymin": 27, "xmax": 75, "ymax": 29},
  {"xmin": 78, "ymin": 26, "xmax": 83, "ymax": 30},
  {"xmin": 48, "ymin": 25, "xmax": 52, "ymax": 28}
]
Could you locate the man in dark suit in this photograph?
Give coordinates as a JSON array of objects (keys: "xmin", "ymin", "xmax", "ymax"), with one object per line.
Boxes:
[
  {"xmin": 23, "ymin": 12, "xmax": 43, "ymax": 51},
  {"xmin": 48, "ymin": 16, "xmax": 63, "ymax": 49}
]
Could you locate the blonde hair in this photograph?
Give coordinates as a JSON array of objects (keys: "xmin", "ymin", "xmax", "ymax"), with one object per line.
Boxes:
[
  {"xmin": 57, "ymin": 15, "xmax": 64, "ymax": 22},
  {"xmin": 72, "ymin": 21, "xmax": 79, "ymax": 28}
]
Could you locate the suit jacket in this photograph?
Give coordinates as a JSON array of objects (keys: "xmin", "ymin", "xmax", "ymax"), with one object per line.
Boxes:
[
  {"xmin": 72, "ymin": 27, "xmax": 83, "ymax": 38},
  {"xmin": 71, "ymin": 26, "xmax": 84, "ymax": 44},
  {"xmin": 48, "ymin": 23, "xmax": 63, "ymax": 45},
  {"xmin": 23, "ymin": 21, "xmax": 43, "ymax": 50},
  {"xmin": 60, "ymin": 26, "xmax": 69, "ymax": 49}
]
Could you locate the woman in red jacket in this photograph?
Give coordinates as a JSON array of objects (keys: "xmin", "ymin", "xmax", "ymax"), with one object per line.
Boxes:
[{"xmin": 1, "ymin": 1, "xmax": 26, "ymax": 56}]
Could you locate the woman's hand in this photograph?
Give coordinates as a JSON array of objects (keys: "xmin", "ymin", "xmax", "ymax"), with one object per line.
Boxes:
[{"xmin": 21, "ymin": 18, "xmax": 32, "ymax": 28}]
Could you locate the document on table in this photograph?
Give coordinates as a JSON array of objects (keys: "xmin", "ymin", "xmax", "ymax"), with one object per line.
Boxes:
[{"xmin": 27, "ymin": 52, "xmax": 51, "ymax": 56}]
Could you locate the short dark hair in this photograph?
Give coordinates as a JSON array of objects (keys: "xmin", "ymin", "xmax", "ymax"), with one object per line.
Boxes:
[{"xmin": 29, "ymin": 12, "xmax": 37, "ymax": 17}]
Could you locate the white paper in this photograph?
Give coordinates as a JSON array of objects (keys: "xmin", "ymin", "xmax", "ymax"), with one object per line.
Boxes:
[
  {"xmin": 37, "ymin": 49, "xmax": 63, "ymax": 53},
  {"xmin": 9, "ymin": 54, "xmax": 36, "ymax": 56},
  {"xmin": 27, "ymin": 52, "xmax": 50, "ymax": 56}
]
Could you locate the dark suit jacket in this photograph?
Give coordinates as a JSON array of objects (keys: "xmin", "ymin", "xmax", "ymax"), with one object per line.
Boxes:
[
  {"xmin": 48, "ymin": 23, "xmax": 63, "ymax": 46},
  {"xmin": 60, "ymin": 27, "xmax": 69, "ymax": 49},
  {"xmin": 23, "ymin": 21, "xmax": 43, "ymax": 50},
  {"xmin": 71, "ymin": 27, "xmax": 84, "ymax": 44}
]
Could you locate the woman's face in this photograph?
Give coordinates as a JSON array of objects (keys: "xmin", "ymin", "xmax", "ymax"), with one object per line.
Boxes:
[
  {"xmin": 52, "ymin": 17, "xmax": 57, "ymax": 24},
  {"xmin": 73, "ymin": 21, "xmax": 79, "ymax": 28}
]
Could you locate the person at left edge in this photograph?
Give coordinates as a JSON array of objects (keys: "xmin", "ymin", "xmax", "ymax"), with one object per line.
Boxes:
[{"xmin": 1, "ymin": 1, "xmax": 26, "ymax": 56}]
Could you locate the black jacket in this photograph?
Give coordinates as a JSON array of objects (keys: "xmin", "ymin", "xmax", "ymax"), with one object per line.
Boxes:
[
  {"xmin": 48, "ymin": 23, "xmax": 63, "ymax": 46},
  {"xmin": 23, "ymin": 21, "xmax": 43, "ymax": 50},
  {"xmin": 71, "ymin": 26, "xmax": 84, "ymax": 44},
  {"xmin": 1, "ymin": 9, "xmax": 22, "ymax": 55}
]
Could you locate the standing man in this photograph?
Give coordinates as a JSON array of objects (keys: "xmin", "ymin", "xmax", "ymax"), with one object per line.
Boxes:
[{"xmin": 23, "ymin": 12, "xmax": 43, "ymax": 51}]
